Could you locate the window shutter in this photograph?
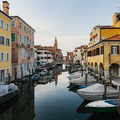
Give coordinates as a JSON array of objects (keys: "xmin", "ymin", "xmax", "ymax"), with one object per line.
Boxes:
[
  {"xmin": 111, "ymin": 46, "xmax": 113, "ymax": 54},
  {"xmin": 6, "ymin": 38, "xmax": 7, "ymax": 46},
  {"xmin": 117, "ymin": 45, "xmax": 119, "ymax": 54},
  {"xmin": 0, "ymin": 36, "xmax": 1, "ymax": 44}
]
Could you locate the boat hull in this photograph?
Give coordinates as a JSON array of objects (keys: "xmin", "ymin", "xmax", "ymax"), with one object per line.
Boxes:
[
  {"xmin": 86, "ymin": 107, "xmax": 117, "ymax": 113},
  {"xmin": 0, "ymin": 90, "xmax": 19, "ymax": 105},
  {"xmin": 78, "ymin": 93, "xmax": 118, "ymax": 101}
]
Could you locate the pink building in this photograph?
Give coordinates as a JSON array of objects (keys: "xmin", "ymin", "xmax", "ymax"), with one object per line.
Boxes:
[{"xmin": 11, "ymin": 16, "xmax": 35, "ymax": 79}]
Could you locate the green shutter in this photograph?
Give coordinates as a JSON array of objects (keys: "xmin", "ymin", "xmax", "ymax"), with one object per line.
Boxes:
[{"xmin": 11, "ymin": 33, "xmax": 15, "ymax": 42}]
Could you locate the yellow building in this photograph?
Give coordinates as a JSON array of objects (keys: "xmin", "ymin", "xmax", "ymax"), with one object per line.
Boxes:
[
  {"xmin": 87, "ymin": 13, "xmax": 120, "ymax": 78},
  {"xmin": 0, "ymin": 1, "xmax": 12, "ymax": 82}
]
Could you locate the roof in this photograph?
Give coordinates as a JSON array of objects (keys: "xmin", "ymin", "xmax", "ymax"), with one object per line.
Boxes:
[
  {"xmin": 10, "ymin": 16, "xmax": 35, "ymax": 31},
  {"xmin": 0, "ymin": 10, "xmax": 12, "ymax": 20},
  {"xmin": 104, "ymin": 34, "xmax": 120, "ymax": 41},
  {"xmin": 75, "ymin": 45, "xmax": 88, "ymax": 49}
]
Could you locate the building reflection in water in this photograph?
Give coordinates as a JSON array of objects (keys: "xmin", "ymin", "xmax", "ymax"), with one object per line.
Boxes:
[
  {"xmin": 37, "ymin": 70, "xmax": 62, "ymax": 86},
  {"xmin": 0, "ymin": 78, "xmax": 35, "ymax": 120}
]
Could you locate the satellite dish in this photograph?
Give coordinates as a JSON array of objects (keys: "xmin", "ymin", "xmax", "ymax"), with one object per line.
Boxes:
[{"xmin": 102, "ymin": 36, "xmax": 105, "ymax": 40}]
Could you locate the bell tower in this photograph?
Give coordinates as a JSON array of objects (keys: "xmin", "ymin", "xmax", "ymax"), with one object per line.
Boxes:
[{"xmin": 54, "ymin": 36, "xmax": 58, "ymax": 49}]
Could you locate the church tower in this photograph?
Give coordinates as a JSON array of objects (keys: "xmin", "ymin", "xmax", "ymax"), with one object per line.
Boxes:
[{"xmin": 54, "ymin": 36, "xmax": 58, "ymax": 49}]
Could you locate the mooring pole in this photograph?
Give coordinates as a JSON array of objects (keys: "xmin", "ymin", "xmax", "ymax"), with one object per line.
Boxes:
[
  {"xmin": 104, "ymin": 80, "xmax": 107, "ymax": 99},
  {"xmin": 85, "ymin": 72, "xmax": 88, "ymax": 85},
  {"xmin": 8, "ymin": 73, "xmax": 10, "ymax": 84},
  {"xmin": 118, "ymin": 86, "xmax": 120, "ymax": 114},
  {"xmin": 109, "ymin": 73, "xmax": 112, "ymax": 86}
]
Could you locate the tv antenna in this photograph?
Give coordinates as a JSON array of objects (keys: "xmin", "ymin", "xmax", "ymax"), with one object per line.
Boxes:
[{"xmin": 117, "ymin": 6, "xmax": 120, "ymax": 11}]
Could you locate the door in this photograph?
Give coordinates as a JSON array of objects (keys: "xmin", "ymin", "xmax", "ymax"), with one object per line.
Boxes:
[{"xmin": 1, "ymin": 70, "xmax": 5, "ymax": 82}]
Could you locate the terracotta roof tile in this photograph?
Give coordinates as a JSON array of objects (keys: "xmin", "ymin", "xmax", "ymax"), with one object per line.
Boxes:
[{"xmin": 104, "ymin": 34, "xmax": 120, "ymax": 40}]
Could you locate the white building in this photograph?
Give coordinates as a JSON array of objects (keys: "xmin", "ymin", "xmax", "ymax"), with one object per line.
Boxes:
[
  {"xmin": 73, "ymin": 45, "xmax": 88, "ymax": 65},
  {"xmin": 37, "ymin": 49, "xmax": 53, "ymax": 66}
]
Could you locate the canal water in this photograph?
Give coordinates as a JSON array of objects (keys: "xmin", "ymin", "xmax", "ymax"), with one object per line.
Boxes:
[{"xmin": 0, "ymin": 69, "xmax": 120, "ymax": 120}]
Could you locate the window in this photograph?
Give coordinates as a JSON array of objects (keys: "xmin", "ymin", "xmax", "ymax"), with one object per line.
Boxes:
[
  {"xmin": 11, "ymin": 20, "xmax": 15, "ymax": 27},
  {"xmin": 32, "ymin": 52, "xmax": 34, "ymax": 57},
  {"xmin": 101, "ymin": 46, "xmax": 104, "ymax": 55},
  {"xmin": 6, "ymin": 23, "xmax": 9, "ymax": 31},
  {"xmin": 111, "ymin": 46, "xmax": 118, "ymax": 55},
  {"xmin": 32, "ymin": 41, "xmax": 34, "ymax": 47},
  {"xmin": 7, "ymin": 53, "xmax": 9, "ymax": 61},
  {"xmin": 11, "ymin": 33, "xmax": 15, "ymax": 42},
  {"xmin": 24, "ymin": 26, "xmax": 26, "ymax": 31},
  {"xmin": 96, "ymin": 48, "xmax": 99, "ymax": 55},
  {"xmin": 75, "ymin": 50, "xmax": 77, "ymax": 52},
  {"xmin": 20, "ymin": 49, "xmax": 22, "ymax": 57},
  {"xmin": 6, "ymin": 38, "xmax": 10, "ymax": 46},
  {"xmin": 27, "ymin": 28, "xmax": 28, "ymax": 33},
  {"xmin": 1, "ymin": 70, "xmax": 5, "ymax": 82},
  {"xmin": 24, "ymin": 37, "xmax": 26, "ymax": 44},
  {"xmin": 19, "ymin": 22, "xmax": 21, "ymax": 28},
  {"xmin": 24, "ymin": 50, "xmax": 26, "ymax": 57},
  {"xmin": 7, "ymin": 69, "xmax": 9, "ymax": 75},
  {"xmin": 32, "ymin": 32, "xmax": 34, "ymax": 37},
  {"xmin": 30, "ymin": 40, "xmax": 31, "ymax": 46},
  {"xmin": 1, "ymin": 52, "xmax": 4, "ymax": 61},
  {"xmin": 37, "ymin": 52, "xmax": 43, "ymax": 54},
  {"xmin": 24, "ymin": 63, "xmax": 26, "ymax": 69},
  {"xmin": 19, "ymin": 34, "xmax": 22, "ymax": 43},
  {"xmin": 41, "ymin": 56, "xmax": 43, "ymax": 59},
  {"xmin": 27, "ymin": 37, "xmax": 29, "ymax": 45},
  {"xmin": 29, "ymin": 30, "xmax": 31, "ymax": 35},
  {"xmin": 0, "ymin": 36, "xmax": 5, "ymax": 45},
  {"xmin": 1, "ymin": 20, "xmax": 4, "ymax": 29}
]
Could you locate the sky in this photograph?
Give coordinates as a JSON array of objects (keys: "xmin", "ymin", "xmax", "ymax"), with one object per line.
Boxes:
[{"xmin": 0, "ymin": 0, "xmax": 120, "ymax": 55}]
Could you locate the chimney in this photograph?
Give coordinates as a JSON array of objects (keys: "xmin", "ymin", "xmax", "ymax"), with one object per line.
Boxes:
[{"xmin": 3, "ymin": 1, "xmax": 9, "ymax": 15}]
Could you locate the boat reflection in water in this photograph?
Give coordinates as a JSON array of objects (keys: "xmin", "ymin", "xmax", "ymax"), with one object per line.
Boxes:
[
  {"xmin": 37, "ymin": 70, "xmax": 62, "ymax": 86},
  {"xmin": 0, "ymin": 79, "xmax": 35, "ymax": 120},
  {"xmin": 87, "ymin": 112, "xmax": 120, "ymax": 120},
  {"xmin": 77, "ymin": 100, "xmax": 92, "ymax": 114}
]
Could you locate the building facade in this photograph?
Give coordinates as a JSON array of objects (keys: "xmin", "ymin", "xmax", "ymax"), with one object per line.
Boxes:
[
  {"xmin": 87, "ymin": 13, "xmax": 120, "ymax": 78},
  {"xmin": 73, "ymin": 45, "xmax": 88, "ymax": 65},
  {"xmin": 0, "ymin": 1, "xmax": 12, "ymax": 82},
  {"xmin": 37, "ymin": 49, "xmax": 53, "ymax": 65},
  {"xmin": 66, "ymin": 52, "xmax": 73, "ymax": 62},
  {"xmin": 35, "ymin": 37, "xmax": 63, "ymax": 61},
  {"xmin": 11, "ymin": 16, "xmax": 35, "ymax": 79}
]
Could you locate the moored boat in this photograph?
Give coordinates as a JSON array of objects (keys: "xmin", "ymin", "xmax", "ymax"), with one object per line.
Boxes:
[
  {"xmin": 85, "ymin": 99, "xmax": 118, "ymax": 112},
  {"xmin": 77, "ymin": 83, "xmax": 118, "ymax": 101},
  {"xmin": 0, "ymin": 83, "xmax": 19, "ymax": 105}
]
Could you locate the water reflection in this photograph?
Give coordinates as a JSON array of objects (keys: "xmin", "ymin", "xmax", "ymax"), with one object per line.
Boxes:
[
  {"xmin": 0, "ymin": 79, "xmax": 35, "ymax": 120},
  {"xmin": 37, "ymin": 70, "xmax": 62, "ymax": 86},
  {"xmin": 88, "ymin": 113, "xmax": 120, "ymax": 120},
  {"xmin": 77, "ymin": 100, "xmax": 92, "ymax": 114}
]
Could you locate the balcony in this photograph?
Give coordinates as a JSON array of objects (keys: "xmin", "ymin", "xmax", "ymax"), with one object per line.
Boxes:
[
  {"xmin": 27, "ymin": 56, "xmax": 30, "ymax": 60},
  {"xmin": 27, "ymin": 44, "xmax": 30, "ymax": 48}
]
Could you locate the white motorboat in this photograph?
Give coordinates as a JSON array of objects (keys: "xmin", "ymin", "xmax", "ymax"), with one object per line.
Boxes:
[
  {"xmin": 0, "ymin": 83, "xmax": 19, "ymax": 105},
  {"xmin": 69, "ymin": 71, "xmax": 80, "ymax": 75},
  {"xmin": 77, "ymin": 83, "xmax": 118, "ymax": 101},
  {"xmin": 69, "ymin": 76, "xmax": 96, "ymax": 86},
  {"xmin": 85, "ymin": 99, "xmax": 118, "ymax": 112},
  {"xmin": 67, "ymin": 73, "xmax": 81, "ymax": 80}
]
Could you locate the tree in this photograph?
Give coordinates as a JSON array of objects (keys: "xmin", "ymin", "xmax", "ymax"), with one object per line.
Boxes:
[{"xmin": 81, "ymin": 53, "xmax": 84, "ymax": 60}]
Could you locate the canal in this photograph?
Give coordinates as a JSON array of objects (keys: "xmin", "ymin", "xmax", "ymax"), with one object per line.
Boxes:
[{"xmin": 0, "ymin": 68, "xmax": 120, "ymax": 120}]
